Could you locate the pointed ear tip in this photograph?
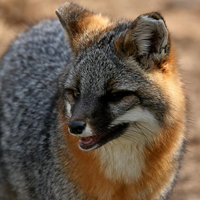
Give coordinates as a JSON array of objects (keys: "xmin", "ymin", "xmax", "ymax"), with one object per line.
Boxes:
[
  {"xmin": 55, "ymin": 2, "xmax": 74, "ymax": 25},
  {"xmin": 143, "ymin": 12, "xmax": 165, "ymax": 21},
  {"xmin": 56, "ymin": 2, "xmax": 71, "ymax": 14},
  {"xmin": 55, "ymin": 9, "xmax": 64, "ymax": 26}
]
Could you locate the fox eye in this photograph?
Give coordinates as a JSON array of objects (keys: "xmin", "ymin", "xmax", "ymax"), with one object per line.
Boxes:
[
  {"xmin": 65, "ymin": 89, "xmax": 80, "ymax": 101},
  {"xmin": 73, "ymin": 90, "xmax": 80, "ymax": 99},
  {"xmin": 107, "ymin": 91, "xmax": 134, "ymax": 102}
]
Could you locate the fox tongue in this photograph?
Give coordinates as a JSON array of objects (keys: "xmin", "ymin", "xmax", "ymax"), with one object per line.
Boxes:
[
  {"xmin": 80, "ymin": 137, "xmax": 94, "ymax": 145},
  {"xmin": 79, "ymin": 135, "xmax": 101, "ymax": 149}
]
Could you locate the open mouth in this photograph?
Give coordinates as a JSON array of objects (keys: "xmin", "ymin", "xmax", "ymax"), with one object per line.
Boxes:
[{"xmin": 78, "ymin": 123, "xmax": 128, "ymax": 151}]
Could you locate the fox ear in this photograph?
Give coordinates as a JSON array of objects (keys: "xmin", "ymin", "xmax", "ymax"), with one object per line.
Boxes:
[
  {"xmin": 115, "ymin": 12, "xmax": 170, "ymax": 69},
  {"xmin": 56, "ymin": 2, "xmax": 112, "ymax": 54}
]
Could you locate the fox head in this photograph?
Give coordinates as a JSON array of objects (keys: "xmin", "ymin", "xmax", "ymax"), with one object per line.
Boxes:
[{"xmin": 56, "ymin": 3, "xmax": 184, "ymax": 151}]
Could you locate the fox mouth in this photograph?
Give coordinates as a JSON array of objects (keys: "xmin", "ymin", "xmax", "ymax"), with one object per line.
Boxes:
[{"xmin": 78, "ymin": 123, "xmax": 128, "ymax": 151}]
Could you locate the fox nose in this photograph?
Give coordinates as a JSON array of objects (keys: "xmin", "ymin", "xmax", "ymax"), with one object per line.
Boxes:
[{"xmin": 68, "ymin": 120, "xmax": 86, "ymax": 135}]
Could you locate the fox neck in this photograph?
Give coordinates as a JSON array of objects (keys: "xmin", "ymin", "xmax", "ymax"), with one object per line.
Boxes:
[
  {"xmin": 60, "ymin": 132, "xmax": 144, "ymax": 200},
  {"xmin": 95, "ymin": 129, "xmax": 145, "ymax": 184}
]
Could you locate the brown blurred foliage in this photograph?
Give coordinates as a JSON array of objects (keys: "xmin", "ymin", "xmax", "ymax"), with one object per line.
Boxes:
[
  {"xmin": 0, "ymin": 0, "xmax": 67, "ymax": 24},
  {"xmin": 0, "ymin": 0, "xmax": 66, "ymax": 56},
  {"xmin": 0, "ymin": 0, "xmax": 199, "ymax": 200}
]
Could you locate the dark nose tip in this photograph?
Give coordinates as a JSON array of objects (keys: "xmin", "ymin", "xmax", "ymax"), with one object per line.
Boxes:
[{"xmin": 68, "ymin": 120, "xmax": 86, "ymax": 135}]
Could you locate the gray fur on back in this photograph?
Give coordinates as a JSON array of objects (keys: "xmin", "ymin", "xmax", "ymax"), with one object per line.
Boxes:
[{"xmin": 0, "ymin": 20, "xmax": 81, "ymax": 200}]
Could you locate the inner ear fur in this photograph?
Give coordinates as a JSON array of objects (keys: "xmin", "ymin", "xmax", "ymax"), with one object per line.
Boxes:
[
  {"xmin": 56, "ymin": 2, "xmax": 113, "ymax": 54},
  {"xmin": 115, "ymin": 12, "xmax": 170, "ymax": 70}
]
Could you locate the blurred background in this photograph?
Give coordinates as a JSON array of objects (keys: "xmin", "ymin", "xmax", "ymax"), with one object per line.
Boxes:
[{"xmin": 0, "ymin": 0, "xmax": 199, "ymax": 199}]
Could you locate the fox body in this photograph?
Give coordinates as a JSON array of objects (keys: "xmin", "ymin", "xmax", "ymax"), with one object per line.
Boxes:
[{"xmin": 0, "ymin": 2, "xmax": 186, "ymax": 200}]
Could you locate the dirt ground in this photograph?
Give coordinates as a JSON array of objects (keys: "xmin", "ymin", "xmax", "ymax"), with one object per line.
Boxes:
[{"xmin": 0, "ymin": 0, "xmax": 199, "ymax": 199}]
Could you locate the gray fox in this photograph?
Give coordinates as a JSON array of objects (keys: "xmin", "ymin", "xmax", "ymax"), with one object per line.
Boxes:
[{"xmin": 0, "ymin": 2, "xmax": 186, "ymax": 200}]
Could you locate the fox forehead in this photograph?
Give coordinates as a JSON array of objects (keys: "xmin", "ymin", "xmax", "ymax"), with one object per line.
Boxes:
[{"xmin": 64, "ymin": 47, "xmax": 147, "ymax": 93}]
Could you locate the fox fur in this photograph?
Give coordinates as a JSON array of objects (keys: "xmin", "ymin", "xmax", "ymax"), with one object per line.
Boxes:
[{"xmin": 0, "ymin": 2, "xmax": 186, "ymax": 200}]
